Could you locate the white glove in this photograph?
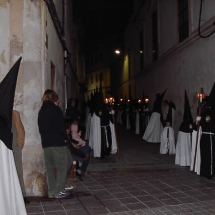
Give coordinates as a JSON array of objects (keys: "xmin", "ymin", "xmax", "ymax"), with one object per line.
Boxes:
[{"xmin": 196, "ymin": 116, "xmax": 201, "ymax": 121}]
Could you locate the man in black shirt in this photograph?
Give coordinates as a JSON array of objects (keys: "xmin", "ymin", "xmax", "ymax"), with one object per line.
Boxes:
[{"xmin": 38, "ymin": 89, "xmax": 69, "ymax": 198}]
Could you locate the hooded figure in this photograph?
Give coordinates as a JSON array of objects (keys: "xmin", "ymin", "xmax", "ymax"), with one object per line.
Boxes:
[
  {"xmin": 89, "ymin": 87, "xmax": 117, "ymax": 158},
  {"xmin": 160, "ymin": 102, "xmax": 175, "ymax": 154},
  {"xmin": 0, "ymin": 57, "xmax": 27, "ymax": 215},
  {"xmin": 143, "ymin": 89, "xmax": 167, "ymax": 143},
  {"xmin": 175, "ymin": 90, "xmax": 193, "ymax": 166},
  {"xmin": 198, "ymin": 83, "xmax": 215, "ymax": 179}
]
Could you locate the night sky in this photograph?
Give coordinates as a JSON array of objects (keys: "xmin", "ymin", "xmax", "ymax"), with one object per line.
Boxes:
[{"xmin": 73, "ymin": 0, "xmax": 133, "ymax": 42}]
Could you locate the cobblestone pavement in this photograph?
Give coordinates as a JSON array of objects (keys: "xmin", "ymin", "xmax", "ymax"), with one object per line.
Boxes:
[{"xmin": 26, "ymin": 125, "xmax": 215, "ymax": 215}]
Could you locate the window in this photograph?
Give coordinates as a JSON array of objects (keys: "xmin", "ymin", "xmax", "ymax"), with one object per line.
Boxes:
[
  {"xmin": 178, "ymin": 0, "xmax": 189, "ymax": 42},
  {"xmin": 152, "ymin": 9, "xmax": 158, "ymax": 62},
  {"xmin": 139, "ymin": 30, "xmax": 144, "ymax": 70}
]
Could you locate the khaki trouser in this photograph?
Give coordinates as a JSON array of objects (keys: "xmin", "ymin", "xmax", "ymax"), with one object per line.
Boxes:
[{"xmin": 44, "ymin": 147, "xmax": 67, "ymax": 196}]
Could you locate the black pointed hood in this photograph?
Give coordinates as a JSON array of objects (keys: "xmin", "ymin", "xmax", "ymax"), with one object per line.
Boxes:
[
  {"xmin": 179, "ymin": 90, "xmax": 193, "ymax": 133},
  {"xmin": 0, "ymin": 57, "xmax": 22, "ymax": 149},
  {"xmin": 183, "ymin": 90, "xmax": 193, "ymax": 123},
  {"xmin": 153, "ymin": 88, "xmax": 167, "ymax": 114},
  {"xmin": 208, "ymin": 82, "xmax": 215, "ymax": 113},
  {"xmin": 166, "ymin": 102, "xmax": 172, "ymax": 126}
]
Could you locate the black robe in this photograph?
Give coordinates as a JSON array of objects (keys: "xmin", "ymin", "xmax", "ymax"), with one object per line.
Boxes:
[
  {"xmin": 200, "ymin": 108, "xmax": 215, "ymax": 178},
  {"xmin": 96, "ymin": 106, "xmax": 112, "ymax": 158}
]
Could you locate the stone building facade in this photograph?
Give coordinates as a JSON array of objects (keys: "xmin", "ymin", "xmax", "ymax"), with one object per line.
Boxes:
[
  {"xmin": 0, "ymin": 0, "xmax": 79, "ymax": 196},
  {"xmin": 118, "ymin": 0, "xmax": 215, "ymax": 132}
]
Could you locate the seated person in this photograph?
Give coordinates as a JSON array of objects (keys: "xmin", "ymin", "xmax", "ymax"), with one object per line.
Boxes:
[
  {"xmin": 66, "ymin": 120, "xmax": 91, "ymax": 181},
  {"xmin": 71, "ymin": 119, "xmax": 87, "ymax": 147}
]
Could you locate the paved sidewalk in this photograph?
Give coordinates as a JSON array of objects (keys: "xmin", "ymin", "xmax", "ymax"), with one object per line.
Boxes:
[{"xmin": 26, "ymin": 126, "xmax": 215, "ymax": 215}]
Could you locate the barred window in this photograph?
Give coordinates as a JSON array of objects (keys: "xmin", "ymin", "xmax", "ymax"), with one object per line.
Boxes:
[{"xmin": 178, "ymin": 0, "xmax": 189, "ymax": 42}]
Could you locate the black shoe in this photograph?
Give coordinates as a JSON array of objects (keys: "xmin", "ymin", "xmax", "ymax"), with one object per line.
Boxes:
[
  {"xmin": 24, "ymin": 197, "xmax": 30, "ymax": 204},
  {"xmin": 76, "ymin": 171, "xmax": 83, "ymax": 181}
]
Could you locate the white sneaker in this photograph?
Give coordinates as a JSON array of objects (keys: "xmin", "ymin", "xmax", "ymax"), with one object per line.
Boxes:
[
  {"xmin": 65, "ymin": 184, "xmax": 74, "ymax": 190},
  {"xmin": 55, "ymin": 190, "xmax": 70, "ymax": 198}
]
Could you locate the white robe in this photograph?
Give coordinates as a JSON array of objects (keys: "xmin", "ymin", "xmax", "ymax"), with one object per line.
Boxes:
[
  {"xmin": 0, "ymin": 140, "xmax": 27, "ymax": 215},
  {"xmin": 116, "ymin": 110, "xmax": 123, "ymax": 125},
  {"xmin": 160, "ymin": 127, "xmax": 175, "ymax": 154},
  {"xmin": 89, "ymin": 113, "xmax": 117, "ymax": 157},
  {"xmin": 142, "ymin": 112, "xmax": 163, "ymax": 143},
  {"xmin": 89, "ymin": 113, "xmax": 101, "ymax": 157},
  {"xmin": 190, "ymin": 128, "xmax": 201, "ymax": 175},
  {"xmin": 175, "ymin": 131, "xmax": 192, "ymax": 166},
  {"xmin": 109, "ymin": 121, "xmax": 118, "ymax": 154}
]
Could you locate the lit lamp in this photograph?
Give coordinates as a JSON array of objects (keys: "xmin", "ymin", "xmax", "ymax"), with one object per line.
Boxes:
[
  {"xmin": 145, "ymin": 96, "xmax": 150, "ymax": 104},
  {"xmin": 105, "ymin": 97, "xmax": 115, "ymax": 105},
  {"xmin": 120, "ymin": 98, "xmax": 123, "ymax": 102},
  {"xmin": 197, "ymin": 88, "xmax": 206, "ymax": 103},
  {"xmin": 109, "ymin": 97, "xmax": 115, "ymax": 105},
  {"xmin": 128, "ymin": 99, "xmax": 130, "ymax": 103},
  {"xmin": 138, "ymin": 99, "xmax": 141, "ymax": 103},
  {"xmin": 144, "ymin": 96, "xmax": 150, "ymax": 128},
  {"xmin": 115, "ymin": 50, "xmax": 120, "ymax": 54}
]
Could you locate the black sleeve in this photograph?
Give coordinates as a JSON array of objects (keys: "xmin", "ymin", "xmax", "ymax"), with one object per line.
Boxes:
[
  {"xmin": 71, "ymin": 138, "xmax": 79, "ymax": 144},
  {"xmin": 55, "ymin": 106, "xmax": 67, "ymax": 140},
  {"xmin": 68, "ymin": 141, "xmax": 86, "ymax": 158}
]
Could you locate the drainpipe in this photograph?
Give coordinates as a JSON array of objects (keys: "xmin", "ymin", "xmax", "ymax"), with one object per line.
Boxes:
[
  {"xmin": 64, "ymin": 50, "xmax": 68, "ymax": 113},
  {"xmin": 63, "ymin": 0, "xmax": 67, "ymax": 113}
]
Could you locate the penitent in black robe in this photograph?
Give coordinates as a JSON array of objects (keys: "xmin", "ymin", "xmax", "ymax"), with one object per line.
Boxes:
[
  {"xmin": 200, "ymin": 108, "xmax": 215, "ymax": 178},
  {"xmin": 99, "ymin": 107, "xmax": 112, "ymax": 159}
]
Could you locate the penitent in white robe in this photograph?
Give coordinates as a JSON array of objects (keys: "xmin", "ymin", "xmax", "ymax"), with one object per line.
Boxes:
[
  {"xmin": 175, "ymin": 131, "xmax": 192, "ymax": 166},
  {"xmin": 0, "ymin": 140, "xmax": 27, "ymax": 215},
  {"xmin": 143, "ymin": 112, "xmax": 163, "ymax": 143},
  {"xmin": 116, "ymin": 110, "xmax": 123, "ymax": 125},
  {"xmin": 190, "ymin": 128, "xmax": 201, "ymax": 175},
  {"xmin": 109, "ymin": 121, "xmax": 118, "ymax": 154},
  {"xmin": 89, "ymin": 113, "xmax": 101, "ymax": 157},
  {"xmin": 160, "ymin": 127, "xmax": 175, "ymax": 154}
]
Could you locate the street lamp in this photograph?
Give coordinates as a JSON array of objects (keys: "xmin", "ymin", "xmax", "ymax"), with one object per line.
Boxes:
[{"xmin": 144, "ymin": 96, "xmax": 150, "ymax": 129}]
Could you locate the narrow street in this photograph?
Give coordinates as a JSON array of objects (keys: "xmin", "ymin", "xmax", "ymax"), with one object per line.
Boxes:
[{"xmin": 26, "ymin": 125, "xmax": 215, "ymax": 215}]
